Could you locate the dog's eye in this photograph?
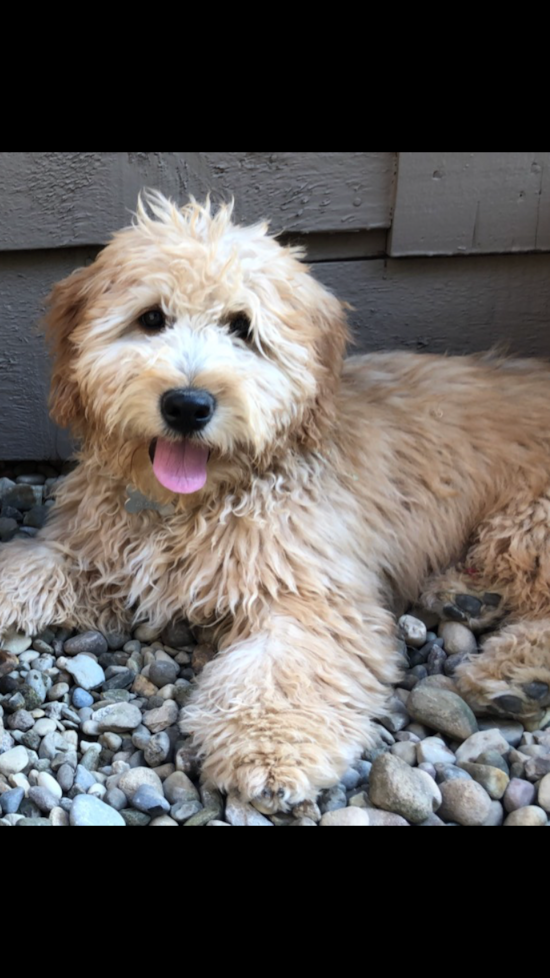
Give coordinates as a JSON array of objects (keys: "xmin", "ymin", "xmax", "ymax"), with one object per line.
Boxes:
[
  {"xmin": 227, "ymin": 313, "xmax": 252, "ymax": 341},
  {"xmin": 139, "ymin": 309, "xmax": 166, "ymax": 331}
]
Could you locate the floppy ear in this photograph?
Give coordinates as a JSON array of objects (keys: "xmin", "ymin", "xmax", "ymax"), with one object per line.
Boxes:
[
  {"xmin": 295, "ymin": 277, "xmax": 350, "ymax": 450},
  {"xmin": 44, "ymin": 264, "xmax": 94, "ymax": 430}
]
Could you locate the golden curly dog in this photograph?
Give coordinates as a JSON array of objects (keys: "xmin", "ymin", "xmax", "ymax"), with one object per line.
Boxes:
[{"xmin": 1, "ymin": 193, "xmax": 549, "ymax": 808}]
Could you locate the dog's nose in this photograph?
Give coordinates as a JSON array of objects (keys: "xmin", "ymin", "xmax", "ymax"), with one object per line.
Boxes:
[{"xmin": 160, "ymin": 388, "xmax": 216, "ymax": 435}]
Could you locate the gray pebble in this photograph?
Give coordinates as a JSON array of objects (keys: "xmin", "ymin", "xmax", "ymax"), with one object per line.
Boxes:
[
  {"xmin": 23, "ymin": 504, "xmax": 49, "ymax": 528},
  {"xmin": 319, "ymin": 807, "xmax": 370, "ymax": 826},
  {"xmin": 6, "ymin": 710, "xmax": 35, "ymax": 732},
  {"xmin": 477, "ymin": 718, "xmax": 524, "ymax": 747},
  {"xmin": 2, "ymin": 484, "xmax": 42, "ymax": 511},
  {"xmin": 0, "ymin": 517, "xmax": 18, "ymax": 542},
  {"xmin": 25, "ymin": 671, "xmax": 47, "ymax": 703},
  {"xmin": 28, "ymin": 786, "xmax": 59, "ymax": 813},
  {"xmin": 161, "ymin": 620, "xmax": 195, "ymax": 648},
  {"xmin": 417, "ymin": 813, "xmax": 447, "ymax": 826},
  {"xmin": 369, "ymin": 753, "xmax": 441, "ymax": 823},
  {"xmin": 75, "ymin": 765, "xmax": 97, "ymax": 791},
  {"xmin": 104, "ymin": 787, "xmax": 128, "ymax": 811},
  {"xmin": 319, "ymin": 785, "xmax": 348, "ymax": 813},
  {"xmin": 438, "ymin": 780, "xmax": 492, "ymax": 825},
  {"xmin": 118, "ymin": 767, "xmax": 163, "ymax": 799},
  {"xmin": 503, "ymin": 778, "xmax": 536, "ymax": 812},
  {"xmin": 149, "ymin": 660, "xmax": 179, "ymax": 688},
  {"xmin": 120, "ymin": 809, "xmax": 151, "ymax": 826},
  {"xmin": 64, "ymin": 631, "xmax": 108, "ymax": 656},
  {"xmin": 476, "ymin": 750, "xmax": 510, "ymax": 775},
  {"xmin": 57, "ymin": 764, "xmax": 75, "ymax": 793},
  {"xmin": 0, "ymin": 787, "xmax": 24, "ymax": 814},
  {"xmin": 142, "ymin": 699, "xmax": 178, "ymax": 733},
  {"xmin": 438, "ymin": 621, "xmax": 477, "ymax": 655},
  {"xmin": 524, "ymin": 756, "xmax": 550, "ymax": 781},
  {"xmin": 132, "ymin": 784, "xmax": 170, "ymax": 816},
  {"xmin": 483, "ymin": 801, "xmax": 504, "ymax": 826},
  {"xmin": 427, "ymin": 646, "xmax": 447, "ymax": 675},
  {"xmin": 225, "ymin": 793, "xmax": 273, "ymax": 826},
  {"xmin": 390, "ymin": 741, "xmax": 417, "ymax": 765},
  {"xmin": 94, "ymin": 702, "xmax": 142, "ymax": 733},
  {"xmin": 143, "ymin": 731, "xmax": 171, "ymax": 767},
  {"xmin": 416, "ymin": 736, "xmax": 456, "ymax": 766},
  {"xmin": 434, "ymin": 764, "xmax": 472, "ymax": 784},
  {"xmin": 104, "ymin": 630, "xmax": 132, "ymax": 651},
  {"xmin": 102, "ymin": 669, "xmax": 136, "ymax": 691},
  {"xmin": 70, "ymin": 794, "xmax": 126, "ymax": 826},
  {"xmin": 407, "ymin": 685, "xmax": 478, "ymax": 741},
  {"xmin": 458, "ymin": 762, "xmax": 509, "ymax": 800},
  {"xmin": 537, "ymin": 773, "xmax": 550, "ymax": 812},
  {"xmin": 504, "ymin": 805, "xmax": 548, "ymax": 826},
  {"xmin": 454, "ymin": 729, "xmax": 510, "ymax": 764}
]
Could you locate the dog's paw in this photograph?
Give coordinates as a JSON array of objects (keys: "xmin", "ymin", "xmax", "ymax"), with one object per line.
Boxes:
[
  {"xmin": 420, "ymin": 569, "xmax": 504, "ymax": 631},
  {"xmin": 455, "ymin": 620, "xmax": 550, "ymax": 728},
  {"xmin": 204, "ymin": 751, "xmax": 321, "ymax": 813}
]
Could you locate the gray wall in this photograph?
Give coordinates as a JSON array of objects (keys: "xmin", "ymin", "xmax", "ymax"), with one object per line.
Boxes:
[{"xmin": 1, "ymin": 152, "xmax": 549, "ymax": 460}]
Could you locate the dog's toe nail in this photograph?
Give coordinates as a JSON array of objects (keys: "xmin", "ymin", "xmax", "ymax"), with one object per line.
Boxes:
[
  {"xmin": 443, "ymin": 603, "xmax": 467, "ymax": 622},
  {"xmin": 454, "ymin": 594, "xmax": 482, "ymax": 616},
  {"xmin": 482, "ymin": 592, "xmax": 502, "ymax": 607},
  {"xmin": 523, "ymin": 681, "xmax": 549, "ymax": 701},
  {"xmin": 493, "ymin": 693, "xmax": 523, "ymax": 713}
]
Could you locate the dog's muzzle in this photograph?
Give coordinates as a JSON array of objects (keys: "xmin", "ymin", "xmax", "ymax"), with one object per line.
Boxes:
[{"xmin": 160, "ymin": 388, "xmax": 216, "ymax": 436}]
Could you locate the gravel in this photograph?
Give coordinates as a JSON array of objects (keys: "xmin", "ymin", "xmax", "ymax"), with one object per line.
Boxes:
[{"xmin": 1, "ymin": 463, "xmax": 550, "ymax": 827}]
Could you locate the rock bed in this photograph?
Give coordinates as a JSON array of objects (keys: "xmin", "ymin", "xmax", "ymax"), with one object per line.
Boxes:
[{"xmin": 1, "ymin": 461, "xmax": 550, "ymax": 826}]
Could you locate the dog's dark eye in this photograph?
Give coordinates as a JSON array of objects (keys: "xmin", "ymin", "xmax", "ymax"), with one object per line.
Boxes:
[
  {"xmin": 227, "ymin": 313, "xmax": 252, "ymax": 341},
  {"xmin": 139, "ymin": 309, "xmax": 166, "ymax": 331}
]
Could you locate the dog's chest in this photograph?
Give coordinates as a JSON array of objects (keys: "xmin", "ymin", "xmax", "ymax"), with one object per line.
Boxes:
[{"xmin": 123, "ymin": 506, "xmax": 266, "ymax": 625}]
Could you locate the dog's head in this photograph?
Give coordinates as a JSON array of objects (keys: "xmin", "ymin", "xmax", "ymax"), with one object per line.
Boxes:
[{"xmin": 46, "ymin": 192, "xmax": 348, "ymax": 498}]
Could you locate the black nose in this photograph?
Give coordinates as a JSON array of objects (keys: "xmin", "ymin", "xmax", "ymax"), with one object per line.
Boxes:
[{"xmin": 160, "ymin": 388, "xmax": 216, "ymax": 435}]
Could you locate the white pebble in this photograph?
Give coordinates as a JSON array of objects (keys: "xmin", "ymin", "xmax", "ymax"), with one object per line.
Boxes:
[
  {"xmin": 50, "ymin": 807, "xmax": 69, "ymax": 827},
  {"xmin": 398, "ymin": 615, "xmax": 427, "ymax": 648},
  {"xmin": 37, "ymin": 771, "xmax": 63, "ymax": 800},
  {"xmin": 438, "ymin": 621, "xmax": 477, "ymax": 655},
  {"xmin": 417, "ymin": 736, "xmax": 456, "ymax": 766},
  {"xmin": 8, "ymin": 773, "xmax": 30, "ymax": 793},
  {"xmin": 33, "ymin": 719, "xmax": 57, "ymax": 737},
  {"xmin": 88, "ymin": 783, "xmax": 107, "ymax": 799},
  {"xmin": 1, "ymin": 631, "xmax": 32, "ymax": 654}
]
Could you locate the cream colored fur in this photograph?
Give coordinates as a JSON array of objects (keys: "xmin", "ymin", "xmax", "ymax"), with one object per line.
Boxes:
[{"xmin": 1, "ymin": 193, "xmax": 550, "ymax": 807}]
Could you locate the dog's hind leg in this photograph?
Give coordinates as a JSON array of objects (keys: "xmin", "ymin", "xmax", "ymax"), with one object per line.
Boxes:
[
  {"xmin": 181, "ymin": 597, "xmax": 401, "ymax": 810},
  {"xmin": 424, "ymin": 487, "xmax": 550, "ymax": 727}
]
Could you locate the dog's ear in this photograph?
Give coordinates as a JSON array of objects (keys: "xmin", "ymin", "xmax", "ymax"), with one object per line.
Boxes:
[
  {"xmin": 294, "ymin": 277, "xmax": 350, "ymax": 450},
  {"xmin": 44, "ymin": 264, "xmax": 95, "ymax": 429}
]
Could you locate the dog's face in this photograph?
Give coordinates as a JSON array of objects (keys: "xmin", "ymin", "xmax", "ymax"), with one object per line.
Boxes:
[{"xmin": 46, "ymin": 193, "xmax": 348, "ymax": 498}]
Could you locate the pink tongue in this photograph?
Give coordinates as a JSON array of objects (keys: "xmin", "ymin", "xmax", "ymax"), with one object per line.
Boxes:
[{"xmin": 153, "ymin": 438, "xmax": 209, "ymax": 494}]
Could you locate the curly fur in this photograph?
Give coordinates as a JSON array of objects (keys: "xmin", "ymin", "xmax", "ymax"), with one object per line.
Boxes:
[{"xmin": 2, "ymin": 192, "xmax": 550, "ymax": 806}]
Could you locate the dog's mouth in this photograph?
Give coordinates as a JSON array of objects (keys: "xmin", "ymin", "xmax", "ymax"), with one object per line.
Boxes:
[{"xmin": 149, "ymin": 437, "xmax": 210, "ymax": 494}]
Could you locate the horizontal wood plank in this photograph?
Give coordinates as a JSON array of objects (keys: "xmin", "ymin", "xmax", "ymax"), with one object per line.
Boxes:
[
  {"xmin": 391, "ymin": 152, "xmax": 550, "ymax": 256},
  {"xmin": 0, "ymin": 152, "xmax": 396, "ymax": 251}
]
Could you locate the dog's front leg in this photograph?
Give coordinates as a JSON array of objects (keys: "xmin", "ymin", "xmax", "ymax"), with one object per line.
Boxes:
[
  {"xmin": 182, "ymin": 602, "xmax": 399, "ymax": 809},
  {"xmin": 0, "ymin": 538, "xmax": 77, "ymax": 639}
]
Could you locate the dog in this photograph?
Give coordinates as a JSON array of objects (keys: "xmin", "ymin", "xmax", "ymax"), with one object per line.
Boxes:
[{"xmin": 1, "ymin": 192, "xmax": 549, "ymax": 809}]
